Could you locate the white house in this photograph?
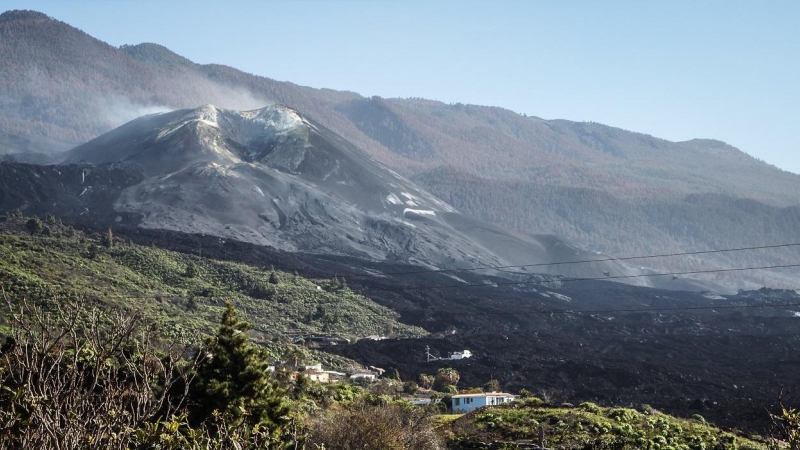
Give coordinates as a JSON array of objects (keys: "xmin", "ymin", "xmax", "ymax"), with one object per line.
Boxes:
[
  {"xmin": 449, "ymin": 350, "xmax": 472, "ymax": 360},
  {"xmin": 299, "ymin": 370, "xmax": 330, "ymax": 383},
  {"xmin": 324, "ymin": 370, "xmax": 346, "ymax": 379},
  {"xmin": 451, "ymin": 392, "xmax": 516, "ymax": 413},
  {"xmin": 349, "ymin": 372, "xmax": 377, "ymax": 382}
]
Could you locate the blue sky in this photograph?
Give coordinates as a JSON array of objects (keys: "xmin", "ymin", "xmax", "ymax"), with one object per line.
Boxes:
[{"xmin": 7, "ymin": 0, "xmax": 800, "ymax": 174}]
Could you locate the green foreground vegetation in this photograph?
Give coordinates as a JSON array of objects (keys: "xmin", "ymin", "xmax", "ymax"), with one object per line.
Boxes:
[
  {"xmin": 0, "ymin": 214, "xmax": 423, "ymax": 348},
  {"xmin": 443, "ymin": 398, "xmax": 786, "ymax": 449},
  {"xmin": 0, "ymin": 213, "xmax": 798, "ymax": 449},
  {"xmin": 1, "ymin": 297, "xmax": 797, "ymax": 449}
]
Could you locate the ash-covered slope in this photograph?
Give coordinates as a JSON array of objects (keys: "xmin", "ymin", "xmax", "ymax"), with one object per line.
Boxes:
[
  {"xmin": 62, "ymin": 104, "xmax": 661, "ymax": 285},
  {"xmin": 2, "ymin": 10, "xmax": 798, "ymax": 290}
]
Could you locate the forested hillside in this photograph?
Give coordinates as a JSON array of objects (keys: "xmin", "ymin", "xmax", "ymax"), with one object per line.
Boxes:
[{"xmin": 0, "ymin": 213, "xmax": 423, "ymax": 348}]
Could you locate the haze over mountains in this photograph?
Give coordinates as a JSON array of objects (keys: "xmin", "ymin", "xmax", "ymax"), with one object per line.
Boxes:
[
  {"xmin": 62, "ymin": 102, "xmax": 648, "ymax": 284},
  {"xmin": 1, "ymin": 10, "xmax": 799, "ymax": 290}
]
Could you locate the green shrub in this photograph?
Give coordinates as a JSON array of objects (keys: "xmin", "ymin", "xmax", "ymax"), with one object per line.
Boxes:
[
  {"xmin": 184, "ymin": 261, "xmax": 198, "ymax": 278},
  {"xmin": 579, "ymin": 402, "xmax": 601, "ymax": 413},
  {"xmin": 606, "ymin": 408, "xmax": 640, "ymax": 423},
  {"xmin": 442, "ymin": 385, "xmax": 458, "ymax": 395},
  {"xmin": 404, "ymin": 381, "xmax": 419, "ymax": 395},
  {"xmin": 25, "ymin": 217, "xmax": 43, "ymax": 235},
  {"xmin": 523, "ymin": 396, "xmax": 545, "ymax": 406}
]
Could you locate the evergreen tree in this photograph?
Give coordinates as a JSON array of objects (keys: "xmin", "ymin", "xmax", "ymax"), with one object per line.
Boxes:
[
  {"xmin": 85, "ymin": 244, "xmax": 99, "ymax": 260},
  {"xmin": 101, "ymin": 228, "xmax": 113, "ymax": 248},
  {"xmin": 192, "ymin": 301, "xmax": 289, "ymax": 433},
  {"xmin": 184, "ymin": 261, "xmax": 197, "ymax": 278},
  {"xmin": 25, "ymin": 217, "xmax": 42, "ymax": 235}
]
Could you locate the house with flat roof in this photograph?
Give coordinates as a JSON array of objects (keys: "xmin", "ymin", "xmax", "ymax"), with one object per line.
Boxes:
[
  {"xmin": 349, "ymin": 372, "xmax": 377, "ymax": 382},
  {"xmin": 299, "ymin": 369, "xmax": 330, "ymax": 383},
  {"xmin": 451, "ymin": 392, "xmax": 516, "ymax": 413},
  {"xmin": 449, "ymin": 350, "xmax": 472, "ymax": 360}
]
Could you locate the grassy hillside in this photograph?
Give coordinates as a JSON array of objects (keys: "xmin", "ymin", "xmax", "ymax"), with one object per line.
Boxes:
[
  {"xmin": 443, "ymin": 400, "xmax": 767, "ymax": 449},
  {"xmin": 0, "ymin": 214, "xmax": 424, "ymax": 347}
]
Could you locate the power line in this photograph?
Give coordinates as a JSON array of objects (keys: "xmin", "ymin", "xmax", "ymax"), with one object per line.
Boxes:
[
  {"xmin": 9, "ymin": 226, "xmax": 800, "ymax": 291},
  {"xmin": 402, "ymin": 301, "xmax": 800, "ymax": 316},
  {"xmin": 7, "ymin": 260, "xmax": 800, "ymax": 314},
  {"xmin": 360, "ymin": 263, "xmax": 800, "ymax": 293},
  {"xmin": 10, "ymin": 291, "xmax": 800, "ymax": 318},
  {"xmin": 334, "ymin": 242, "xmax": 800, "ymax": 280},
  {"xmin": 6, "ymin": 239, "xmax": 800, "ymax": 317}
]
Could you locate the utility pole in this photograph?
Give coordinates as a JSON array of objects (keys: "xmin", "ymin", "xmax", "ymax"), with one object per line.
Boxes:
[{"xmin": 425, "ymin": 345, "xmax": 436, "ymax": 362}]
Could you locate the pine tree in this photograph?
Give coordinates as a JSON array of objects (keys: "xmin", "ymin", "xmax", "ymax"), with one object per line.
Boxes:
[
  {"xmin": 25, "ymin": 217, "xmax": 42, "ymax": 235},
  {"xmin": 192, "ymin": 301, "xmax": 289, "ymax": 432},
  {"xmin": 184, "ymin": 261, "xmax": 197, "ymax": 278},
  {"xmin": 101, "ymin": 228, "xmax": 113, "ymax": 248}
]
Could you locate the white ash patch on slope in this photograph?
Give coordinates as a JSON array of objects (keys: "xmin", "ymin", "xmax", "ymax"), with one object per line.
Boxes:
[
  {"xmin": 386, "ymin": 193, "xmax": 402, "ymax": 205},
  {"xmin": 156, "ymin": 104, "xmax": 220, "ymax": 140},
  {"xmin": 404, "ymin": 208, "xmax": 436, "ymax": 216},
  {"xmin": 547, "ymin": 292, "xmax": 572, "ymax": 302}
]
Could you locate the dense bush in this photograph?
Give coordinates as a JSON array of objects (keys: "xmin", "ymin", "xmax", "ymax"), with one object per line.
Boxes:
[
  {"xmin": 307, "ymin": 401, "xmax": 444, "ymax": 450},
  {"xmin": 444, "ymin": 403, "xmax": 770, "ymax": 450}
]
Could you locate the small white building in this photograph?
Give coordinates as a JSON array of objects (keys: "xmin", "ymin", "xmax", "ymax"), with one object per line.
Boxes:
[
  {"xmin": 451, "ymin": 392, "xmax": 516, "ymax": 413},
  {"xmin": 449, "ymin": 350, "xmax": 472, "ymax": 360},
  {"xmin": 349, "ymin": 373, "xmax": 377, "ymax": 382},
  {"xmin": 324, "ymin": 370, "xmax": 346, "ymax": 378},
  {"xmin": 300, "ymin": 370, "xmax": 330, "ymax": 383}
]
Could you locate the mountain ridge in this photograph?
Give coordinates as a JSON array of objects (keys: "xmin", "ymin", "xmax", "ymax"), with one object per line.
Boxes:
[
  {"xmin": 49, "ymin": 103, "xmax": 668, "ymax": 289},
  {"xmin": 1, "ymin": 9, "xmax": 799, "ymax": 289}
]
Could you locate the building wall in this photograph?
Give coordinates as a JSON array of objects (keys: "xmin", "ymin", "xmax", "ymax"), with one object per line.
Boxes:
[
  {"xmin": 452, "ymin": 396, "xmax": 487, "ymax": 413},
  {"xmin": 452, "ymin": 395, "xmax": 514, "ymax": 413}
]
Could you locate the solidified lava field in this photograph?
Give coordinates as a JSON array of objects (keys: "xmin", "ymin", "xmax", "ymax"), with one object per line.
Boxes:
[{"xmin": 115, "ymin": 228, "xmax": 800, "ymax": 431}]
